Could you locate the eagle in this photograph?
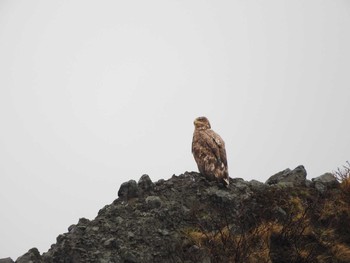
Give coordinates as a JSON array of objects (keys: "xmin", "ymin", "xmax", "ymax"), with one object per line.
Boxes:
[{"xmin": 192, "ymin": 116, "xmax": 229, "ymax": 186}]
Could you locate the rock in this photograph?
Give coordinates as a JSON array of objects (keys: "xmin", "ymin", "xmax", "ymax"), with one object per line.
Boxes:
[
  {"xmin": 207, "ymin": 187, "xmax": 236, "ymax": 203},
  {"xmin": 275, "ymin": 182, "xmax": 294, "ymax": 188},
  {"xmin": 157, "ymin": 228, "xmax": 170, "ymax": 236},
  {"xmin": 68, "ymin": 224, "xmax": 76, "ymax": 232},
  {"xmin": 305, "ymin": 179, "xmax": 313, "ymax": 187},
  {"xmin": 0, "ymin": 258, "xmax": 14, "ymax": 263},
  {"xmin": 18, "ymin": 169, "xmax": 348, "ymax": 262},
  {"xmin": 115, "ymin": 216, "xmax": 124, "ymax": 225},
  {"xmin": 120, "ymin": 248, "xmax": 139, "ymax": 263},
  {"xmin": 266, "ymin": 168, "xmax": 291, "ymax": 185},
  {"xmin": 266, "ymin": 165, "xmax": 307, "ymax": 186},
  {"xmin": 56, "ymin": 234, "xmax": 67, "ymax": 243},
  {"xmin": 273, "ymin": 206, "xmax": 288, "ymax": 220},
  {"xmin": 118, "ymin": 180, "xmax": 139, "ymax": 199},
  {"xmin": 249, "ymin": 180, "xmax": 267, "ymax": 191},
  {"xmin": 155, "ymin": 179, "xmax": 165, "ymax": 185},
  {"xmin": 312, "ymin": 173, "xmax": 339, "ymax": 193},
  {"xmin": 314, "ymin": 182, "xmax": 326, "ymax": 194},
  {"xmin": 92, "ymin": 226, "xmax": 99, "ymax": 231},
  {"xmin": 138, "ymin": 174, "xmax": 154, "ymax": 194},
  {"xmin": 312, "ymin": 173, "xmax": 338, "ymax": 186},
  {"xmin": 78, "ymin": 217, "xmax": 90, "ymax": 225},
  {"xmin": 233, "ymin": 179, "xmax": 250, "ymax": 191},
  {"xmin": 103, "ymin": 237, "xmax": 117, "ymax": 248},
  {"xmin": 16, "ymin": 248, "xmax": 42, "ymax": 263},
  {"xmin": 145, "ymin": 195, "xmax": 162, "ymax": 209}
]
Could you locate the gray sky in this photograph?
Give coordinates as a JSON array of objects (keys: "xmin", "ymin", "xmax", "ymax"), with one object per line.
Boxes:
[{"xmin": 1, "ymin": 0, "xmax": 349, "ymax": 259}]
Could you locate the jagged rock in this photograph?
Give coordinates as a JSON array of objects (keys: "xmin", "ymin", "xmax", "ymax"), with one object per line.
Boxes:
[
  {"xmin": 314, "ymin": 182, "xmax": 326, "ymax": 193},
  {"xmin": 249, "ymin": 179, "xmax": 267, "ymax": 192},
  {"xmin": 305, "ymin": 179, "xmax": 313, "ymax": 187},
  {"xmin": 138, "ymin": 174, "xmax": 154, "ymax": 194},
  {"xmin": 312, "ymin": 173, "xmax": 339, "ymax": 193},
  {"xmin": 145, "ymin": 195, "xmax": 162, "ymax": 209},
  {"xmin": 273, "ymin": 206, "xmax": 288, "ymax": 220},
  {"xmin": 16, "ymin": 248, "xmax": 42, "ymax": 263},
  {"xmin": 0, "ymin": 258, "xmax": 14, "ymax": 263},
  {"xmin": 312, "ymin": 172, "xmax": 338, "ymax": 186},
  {"xmin": 118, "ymin": 179, "xmax": 139, "ymax": 199},
  {"xmin": 115, "ymin": 216, "xmax": 124, "ymax": 225},
  {"xmin": 120, "ymin": 248, "xmax": 140, "ymax": 263},
  {"xmin": 68, "ymin": 224, "xmax": 76, "ymax": 232},
  {"xmin": 207, "ymin": 187, "xmax": 236, "ymax": 203},
  {"xmin": 266, "ymin": 165, "xmax": 307, "ymax": 186},
  {"xmin": 103, "ymin": 237, "xmax": 117, "ymax": 248},
  {"xmin": 274, "ymin": 182, "xmax": 294, "ymax": 188},
  {"xmin": 78, "ymin": 217, "xmax": 90, "ymax": 225},
  {"xmin": 14, "ymin": 169, "xmax": 350, "ymax": 263}
]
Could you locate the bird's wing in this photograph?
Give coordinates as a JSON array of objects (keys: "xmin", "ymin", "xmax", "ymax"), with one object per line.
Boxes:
[{"xmin": 204, "ymin": 129, "xmax": 227, "ymax": 166}]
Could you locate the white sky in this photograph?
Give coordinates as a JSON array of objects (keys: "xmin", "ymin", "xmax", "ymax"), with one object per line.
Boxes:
[{"xmin": 1, "ymin": 0, "xmax": 349, "ymax": 259}]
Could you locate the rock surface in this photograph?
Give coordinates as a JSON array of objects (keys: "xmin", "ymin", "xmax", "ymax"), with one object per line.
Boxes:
[
  {"xmin": 8, "ymin": 166, "xmax": 350, "ymax": 263},
  {"xmin": 266, "ymin": 165, "xmax": 307, "ymax": 186},
  {"xmin": 16, "ymin": 248, "xmax": 42, "ymax": 263},
  {"xmin": 312, "ymin": 172, "xmax": 339, "ymax": 193}
]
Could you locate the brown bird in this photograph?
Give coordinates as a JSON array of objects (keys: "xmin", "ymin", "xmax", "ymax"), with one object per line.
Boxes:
[{"xmin": 192, "ymin": 116, "xmax": 229, "ymax": 186}]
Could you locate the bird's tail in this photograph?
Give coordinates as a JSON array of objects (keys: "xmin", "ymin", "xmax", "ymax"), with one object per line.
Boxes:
[{"xmin": 223, "ymin": 177, "xmax": 229, "ymax": 187}]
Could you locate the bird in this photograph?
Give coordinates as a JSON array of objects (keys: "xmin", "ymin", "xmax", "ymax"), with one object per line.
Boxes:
[{"xmin": 192, "ymin": 116, "xmax": 229, "ymax": 186}]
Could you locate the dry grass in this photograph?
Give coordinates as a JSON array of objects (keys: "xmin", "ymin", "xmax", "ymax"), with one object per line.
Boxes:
[
  {"xmin": 334, "ymin": 161, "xmax": 350, "ymax": 194},
  {"xmin": 332, "ymin": 243, "xmax": 350, "ymax": 261},
  {"xmin": 183, "ymin": 222, "xmax": 275, "ymax": 263},
  {"xmin": 184, "ymin": 228, "xmax": 208, "ymax": 247},
  {"xmin": 182, "ymin": 168, "xmax": 350, "ymax": 262}
]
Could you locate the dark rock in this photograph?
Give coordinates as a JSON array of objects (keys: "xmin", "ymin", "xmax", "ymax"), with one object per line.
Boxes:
[
  {"xmin": 274, "ymin": 182, "xmax": 294, "ymax": 188},
  {"xmin": 305, "ymin": 179, "xmax": 313, "ymax": 187},
  {"xmin": 145, "ymin": 195, "xmax": 162, "ymax": 209},
  {"xmin": 118, "ymin": 180, "xmax": 139, "ymax": 199},
  {"xmin": 249, "ymin": 179, "xmax": 267, "ymax": 191},
  {"xmin": 68, "ymin": 224, "xmax": 76, "ymax": 232},
  {"xmin": 312, "ymin": 173, "xmax": 338, "ymax": 186},
  {"xmin": 0, "ymin": 258, "xmax": 14, "ymax": 263},
  {"xmin": 56, "ymin": 234, "xmax": 66, "ymax": 243},
  {"xmin": 273, "ymin": 206, "xmax": 288, "ymax": 220},
  {"xmin": 312, "ymin": 173, "xmax": 339, "ymax": 193},
  {"xmin": 266, "ymin": 165, "xmax": 307, "ymax": 186},
  {"xmin": 207, "ymin": 187, "xmax": 236, "ymax": 203},
  {"xmin": 115, "ymin": 216, "xmax": 124, "ymax": 225},
  {"xmin": 120, "ymin": 249, "xmax": 139, "ymax": 263},
  {"xmin": 103, "ymin": 237, "xmax": 117, "ymax": 248},
  {"xmin": 138, "ymin": 174, "xmax": 154, "ymax": 194},
  {"xmin": 266, "ymin": 168, "xmax": 291, "ymax": 185},
  {"xmin": 16, "ymin": 248, "xmax": 42, "ymax": 263},
  {"xmin": 78, "ymin": 217, "xmax": 90, "ymax": 225},
  {"xmin": 18, "ymin": 168, "xmax": 349, "ymax": 262},
  {"xmin": 155, "ymin": 179, "xmax": 165, "ymax": 185},
  {"xmin": 314, "ymin": 182, "xmax": 326, "ymax": 193}
]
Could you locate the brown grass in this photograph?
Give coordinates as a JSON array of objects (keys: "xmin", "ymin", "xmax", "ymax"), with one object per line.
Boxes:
[
  {"xmin": 334, "ymin": 161, "xmax": 350, "ymax": 194},
  {"xmin": 332, "ymin": 243, "xmax": 350, "ymax": 261}
]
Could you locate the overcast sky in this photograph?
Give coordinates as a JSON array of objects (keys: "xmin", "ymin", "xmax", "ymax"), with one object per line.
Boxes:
[{"xmin": 1, "ymin": 0, "xmax": 349, "ymax": 259}]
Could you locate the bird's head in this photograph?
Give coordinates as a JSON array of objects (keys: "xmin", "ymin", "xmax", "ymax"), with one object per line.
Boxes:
[{"xmin": 194, "ymin": 116, "xmax": 211, "ymax": 130}]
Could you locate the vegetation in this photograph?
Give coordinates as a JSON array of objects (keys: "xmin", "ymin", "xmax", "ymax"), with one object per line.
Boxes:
[
  {"xmin": 181, "ymin": 170, "xmax": 350, "ymax": 263},
  {"xmin": 334, "ymin": 161, "xmax": 350, "ymax": 194}
]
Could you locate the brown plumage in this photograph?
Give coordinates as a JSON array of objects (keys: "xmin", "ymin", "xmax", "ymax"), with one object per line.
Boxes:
[{"xmin": 192, "ymin": 116, "xmax": 229, "ymax": 186}]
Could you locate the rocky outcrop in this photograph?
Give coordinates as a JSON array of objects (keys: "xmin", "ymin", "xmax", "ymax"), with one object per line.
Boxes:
[
  {"xmin": 265, "ymin": 165, "xmax": 307, "ymax": 186},
  {"xmin": 3, "ymin": 165, "xmax": 348, "ymax": 263},
  {"xmin": 16, "ymin": 248, "xmax": 42, "ymax": 263},
  {"xmin": 312, "ymin": 172, "xmax": 339, "ymax": 193}
]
